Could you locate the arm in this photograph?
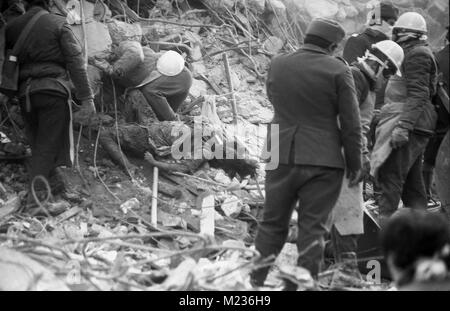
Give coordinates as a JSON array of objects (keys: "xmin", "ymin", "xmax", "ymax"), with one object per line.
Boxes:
[
  {"xmin": 359, "ymin": 92, "xmax": 375, "ymax": 154},
  {"xmin": 59, "ymin": 23, "xmax": 93, "ymax": 101},
  {"xmin": 337, "ymin": 67, "xmax": 363, "ymax": 173},
  {"xmin": 398, "ymin": 50, "xmax": 435, "ymax": 130}
]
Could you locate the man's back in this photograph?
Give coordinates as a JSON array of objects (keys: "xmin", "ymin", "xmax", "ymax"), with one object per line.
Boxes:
[{"xmin": 266, "ymin": 44, "xmax": 362, "ymax": 171}]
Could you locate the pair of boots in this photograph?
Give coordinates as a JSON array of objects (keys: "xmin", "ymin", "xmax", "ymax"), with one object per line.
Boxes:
[{"xmin": 23, "ymin": 168, "xmax": 74, "ymax": 216}]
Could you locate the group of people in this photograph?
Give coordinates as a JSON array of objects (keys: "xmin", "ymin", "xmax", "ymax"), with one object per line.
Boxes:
[
  {"xmin": 1, "ymin": 0, "xmax": 449, "ymax": 290},
  {"xmin": 1, "ymin": 0, "xmax": 194, "ymax": 214},
  {"xmin": 251, "ymin": 2, "xmax": 449, "ymax": 290}
]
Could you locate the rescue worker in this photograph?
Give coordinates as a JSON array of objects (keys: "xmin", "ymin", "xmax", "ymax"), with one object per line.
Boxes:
[
  {"xmin": 343, "ymin": 1, "xmax": 399, "ymax": 64},
  {"xmin": 330, "ymin": 40, "xmax": 404, "ymax": 286},
  {"xmin": 104, "ymin": 42, "xmax": 192, "ymax": 122},
  {"xmin": 5, "ymin": 0, "xmax": 95, "ymax": 213},
  {"xmin": 423, "ymin": 26, "xmax": 449, "ymax": 207},
  {"xmin": 371, "ymin": 12, "xmax": 439, "ymax": 221},
  {"xmin": 251, "ymin": 18, "xmax": 363, "ymax": 289},
  {"xmin": 344, "ymin": 1, "xmax": 400, "ymax": 151}
]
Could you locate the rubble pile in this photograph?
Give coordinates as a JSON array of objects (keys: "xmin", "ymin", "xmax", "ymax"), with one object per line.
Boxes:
[{"xmin": 3, "ymin": 0, "xmax": 445, "ymax": 291}]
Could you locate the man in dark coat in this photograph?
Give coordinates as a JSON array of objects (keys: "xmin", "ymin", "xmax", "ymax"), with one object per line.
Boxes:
[
  {"xmin": 343, "ymin": 1, "xmax": 399, "ymax": 111},
  {"xmin": 5, "ymin": 0, "xmax": 94, "ymax": 213},
  {"xmin": 423, "ymin": 27, "xmax": 449, "ymax": 205},
  {"xmin": 251, "ymin": 18, "xmax": 363, "ymax": 288},
  {"xmin": 375, "ymin": 12, "xmax": 439, "ymax": 220},
  {"xmin": 343, "ymin": 2, "xmax": 399, "ymax": 64}
]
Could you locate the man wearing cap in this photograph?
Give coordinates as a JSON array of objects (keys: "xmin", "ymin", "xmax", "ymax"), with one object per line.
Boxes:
[
  {"xmin": 372, "ymin": 12, "xmax": 439, "ymax": 220},
  {"xmin": 251, "ymin": 18, "xmax": 363, "ymax": 288},
  {"xmin": 343, "ymin": 2, "xmax": 399, "ymax": 64}
]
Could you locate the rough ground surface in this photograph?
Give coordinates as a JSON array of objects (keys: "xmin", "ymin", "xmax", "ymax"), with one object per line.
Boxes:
[{"xmin": 1, "ymin": 0, "xmax": 447, "ymax": 291}]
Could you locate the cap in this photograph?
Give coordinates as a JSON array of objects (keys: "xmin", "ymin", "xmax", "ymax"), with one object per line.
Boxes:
[{"xmin": 305, "ymin": 18, "xmax": 346, "ymax": 44}]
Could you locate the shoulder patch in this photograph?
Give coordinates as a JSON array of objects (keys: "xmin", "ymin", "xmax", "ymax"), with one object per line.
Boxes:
[{"xmin": 335, "ymin": 56, "xmax": 349, "ymax": 66}]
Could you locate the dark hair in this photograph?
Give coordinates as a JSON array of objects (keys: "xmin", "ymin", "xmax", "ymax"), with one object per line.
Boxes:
[
  {"xmin": 381, "ymin": 209, "xmax": 450, "ymax": 283},
  {"xmin": 304, "ymin": 34, "xmax": 334, "ymax": 50}
]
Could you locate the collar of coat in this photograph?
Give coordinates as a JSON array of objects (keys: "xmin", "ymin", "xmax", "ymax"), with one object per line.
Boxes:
[
  {"xmin": 400, "ymin": 39, "xmax": 429, "ymax": 54},
  {"xmin": 300, "ymin": 43, "xmax": 332, "ymax": 55}
]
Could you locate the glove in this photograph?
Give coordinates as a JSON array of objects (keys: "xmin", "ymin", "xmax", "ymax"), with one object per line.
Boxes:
[
  {"xmin": 347, "ymin": 169, "xmax": 363, "ymax": 188},
  {"xmin": 390, "ymin": 126, "xmax": 409, "ymax": 149},
  {"xmin": 73, "ymin": 99, "xmax": 96, "ymax": 126}
]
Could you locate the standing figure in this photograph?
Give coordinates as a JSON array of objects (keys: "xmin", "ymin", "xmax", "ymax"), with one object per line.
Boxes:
[
  {"xmin": 251, "ymin": 18, "xmax": 363, "ymax": 289},
  {"xmin": 330, "ymin": 40, "xmax": 404, "ymax": 286},
  {"xmin": 372, "ymin": 12, "xmax": 439, "ymax": 221},
  {"xmin": 5, "ymin": 0, "xmax": 95, "ymax": 213}
]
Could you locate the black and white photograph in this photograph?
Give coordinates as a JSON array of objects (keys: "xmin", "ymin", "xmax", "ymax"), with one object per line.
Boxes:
[{"xmin": 0, "ymin": 0, "xmax": 449, "ymax": 295}]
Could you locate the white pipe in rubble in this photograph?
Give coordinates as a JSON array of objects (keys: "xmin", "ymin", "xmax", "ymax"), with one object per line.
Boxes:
[{"xmin": 151, "ymin": 167, "xmax": 159, "ymax": 227}]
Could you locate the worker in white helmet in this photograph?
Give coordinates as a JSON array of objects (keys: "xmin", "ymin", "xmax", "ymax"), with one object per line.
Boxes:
[
  {"xmin": 371, "ymin": 12, "xmax": 440, "ymax": 222},
  {"xmin": 103, "ymin": 43, "xmax": 193, "ymax": 122},
  {"xmin": 138, "ymin": 50, "xmax": 193, "ymax": 121},
  {"xmin": 330, "ymin": 40, "xmax": 404, "ymax": 288}
]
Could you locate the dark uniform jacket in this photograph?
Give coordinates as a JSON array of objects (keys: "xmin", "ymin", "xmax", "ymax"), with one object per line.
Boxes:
[
  {"xmin": 343, "ymin": 28, "xmax": 389, "ymax": 64},
  {"xmin": 344, "ymin": 28, "xmax": 389, "ymax": 110},
  {"xmin": 398, "ymin": 40, "xmax": 438, "ymax": 132},
  {"xmin": 5, "ymin": 6, "xmax": 92, "ymax": 100},
  {"xmin": 266, "ymin": 43, "xmax": 363, "ymax": 172}
]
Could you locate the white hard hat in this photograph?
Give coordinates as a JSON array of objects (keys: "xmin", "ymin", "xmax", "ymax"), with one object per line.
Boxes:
[
  {"xmin": 156, "ymin": 51, "xmax": 185, "ymax": 76},
  {"xmin": 393, "ymin": 12, "xmax": 427, "ymax": 34},
  {"xmin": 371, "ymin": 40, "xmax": 404, "ymax": 76}
]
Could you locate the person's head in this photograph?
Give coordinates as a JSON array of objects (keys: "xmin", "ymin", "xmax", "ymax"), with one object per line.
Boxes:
[
  {"xmin": 368, "ymin": 2, "xmax": 399, "ymax": 38},
  {"xmin": 360, "ymin": 40, "xmax": 404, "ymax": 80},
  {"xmin": 304, "ymin": 18, "xmax": 346, "ymax": 54},
  {"xmin": 156, "ymin": 50, "xmax": 185, "ymax": 76},
  {"xmin": 381, "ymin": 209, "xmax": 450, "ymax": 287},
  {"xmin": 392, "ymin": 12, "xmax": 428, "ymax": 44}
]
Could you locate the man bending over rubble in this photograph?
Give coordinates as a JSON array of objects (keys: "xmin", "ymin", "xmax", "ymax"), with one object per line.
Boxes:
[{"xmin": 95, "ymin": 40, "xmax": 192, "ymax": 121}]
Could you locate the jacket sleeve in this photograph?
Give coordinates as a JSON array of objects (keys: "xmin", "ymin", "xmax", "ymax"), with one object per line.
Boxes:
[
  {"xmin": 343, "ymin": 36, "xmax": 365, "ymax": 64},
  {"xmin": 59, "ymin": 23, "xmax": 93, "ymax": 101},
  {"xmin": 337, "ymin": 67, "xmax": 363, "ymax": 172},
  {"xmin": 399, "ymin": 50, "xmax": 435, "ymax": 130},
  {"xmin": 359, "ymin": 92, "xmax": 375, "ymax": 154}
]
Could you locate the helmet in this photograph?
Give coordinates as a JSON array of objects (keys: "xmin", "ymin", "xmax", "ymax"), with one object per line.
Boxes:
[
  {"xmin": 156, "ymin": 51, "xmax": 185, "ymax": 76},
  {"xmin": 393, "ymin": 12, "xmax": 427, "ymax": 34},
  {"xmin": 371, "ymin": 40, "xmax": 404, "ymax": 76}
]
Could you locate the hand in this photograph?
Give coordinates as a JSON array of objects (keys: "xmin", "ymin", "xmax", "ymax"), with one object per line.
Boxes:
[
  {"xmin": 144, "ymin": 152, "xmax": 156, "ymax": 164},
  {"xmin": 347, "ymin": 169, "xmax": 363, "ymax": 188},
  {"xmin": 73, "ymin": 99, "xmax": 96, "ymax": 126},
  {"xmin": 390, "ymin": 126, "xmax": 409, "ymax": 149}
]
